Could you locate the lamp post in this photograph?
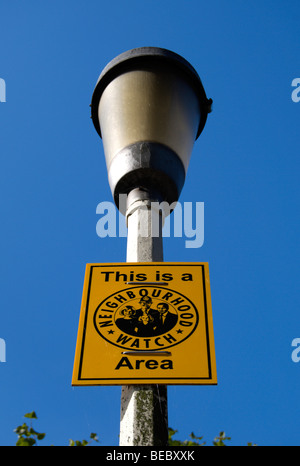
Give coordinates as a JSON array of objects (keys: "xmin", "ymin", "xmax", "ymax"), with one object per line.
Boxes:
[{"xmin": 91, "ymin": 47, "xmax": 212, "ymax": 446}]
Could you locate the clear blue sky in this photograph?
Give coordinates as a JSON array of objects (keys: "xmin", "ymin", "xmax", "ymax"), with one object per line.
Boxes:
[{"xmin": 0, "ymin": 0, "xmax": 299, "ymax": 446}]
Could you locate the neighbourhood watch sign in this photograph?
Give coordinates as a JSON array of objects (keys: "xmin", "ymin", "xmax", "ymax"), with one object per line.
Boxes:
[{"xmin": 72, "ymin": 263, "xmax": 217, "ymax": 385}]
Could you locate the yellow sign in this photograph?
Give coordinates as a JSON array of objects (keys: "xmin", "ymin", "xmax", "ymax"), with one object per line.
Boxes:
[{"xmin": 72, "ymin": 262, "xmax": 217, "ymax": 386}]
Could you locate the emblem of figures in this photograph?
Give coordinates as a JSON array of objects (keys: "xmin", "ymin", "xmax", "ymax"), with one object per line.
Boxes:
[{"xmin": 94, "ymin": 286, "xmax": 199, "ymax": 351}]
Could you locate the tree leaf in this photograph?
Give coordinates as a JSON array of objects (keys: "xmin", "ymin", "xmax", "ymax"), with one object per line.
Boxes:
[{"xmin": 24, "ymin": 411, "xmax": 37, "ymax": 420}]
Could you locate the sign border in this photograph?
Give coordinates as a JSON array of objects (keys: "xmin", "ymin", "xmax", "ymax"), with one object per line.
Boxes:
[{"xmin": 72, "ymin": 262, "xmax": 217, "ymax": 385}]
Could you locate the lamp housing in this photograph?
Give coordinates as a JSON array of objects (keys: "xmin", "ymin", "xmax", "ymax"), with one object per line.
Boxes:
[{"xmin": 91, "ymin": 47, "xmax": 212, "ymax": 209}]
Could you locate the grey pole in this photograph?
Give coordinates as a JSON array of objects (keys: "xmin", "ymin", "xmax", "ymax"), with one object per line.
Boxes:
[{"xmin": 119, "ymin": 188, "xmax": 168, "ymax": 446}]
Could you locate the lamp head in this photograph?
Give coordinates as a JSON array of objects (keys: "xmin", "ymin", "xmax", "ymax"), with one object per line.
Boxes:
[{"xmin": 91, "ymin": 47, "xmax": 212, "ymax": 210}]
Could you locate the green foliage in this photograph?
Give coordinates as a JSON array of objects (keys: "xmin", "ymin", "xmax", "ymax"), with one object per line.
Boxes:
[
  {"xmin": 169, "ymin": 428, "xmax": 256, "ymax": 446},
  {"xmin": 169, "ymin": 427, "xmax": 231, "ymax": 446},
  {"xmin": 14, "ymin": 412, "xmax": 255, "ymax": 446},
  {"xmin": 168, "ymin": 428, "xmax": 205, "ymax": 446},
  {"xmin": 69, "ymin": 433, "xmax": 99, "ymax": 447},
  {"xmin": 14, "ymin": 412, "xmax": 99, "ymax": 446},
  {"xmin": 14, "ymin": 412, "xmax": 46, "ymax": 446},
  {"xmin": 212, "ymin": 431, "xmax": 231, "ymax": 446}
]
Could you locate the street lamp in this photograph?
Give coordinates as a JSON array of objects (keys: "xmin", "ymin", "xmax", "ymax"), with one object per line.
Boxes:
[
  {"xmin": 91, "ymin": 47, "xmax": 212, "ymax": 210},
  {"xmin": 91, "ymin": 47, "xmax": 212, "ymax": 446}
]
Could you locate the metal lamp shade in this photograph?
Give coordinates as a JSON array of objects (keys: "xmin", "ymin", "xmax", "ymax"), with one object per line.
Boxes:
[{"xmin": 91, "ymin": 47, "xmax": 212, "ymax": 208}]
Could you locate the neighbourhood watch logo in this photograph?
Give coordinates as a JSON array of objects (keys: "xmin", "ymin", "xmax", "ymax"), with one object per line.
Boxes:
[
  {"xmin": 96, "ymin": 195, "xmax": 205, "ymax": 249},
  {"xmin": 93, "ymin": 285, "xmax": 199, "ymax": 354}
]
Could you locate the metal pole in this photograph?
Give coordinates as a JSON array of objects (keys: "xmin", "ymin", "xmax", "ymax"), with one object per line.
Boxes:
[{"xmin": 119, "ymin": 188, "xmax": 168, "ymax": 446}]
